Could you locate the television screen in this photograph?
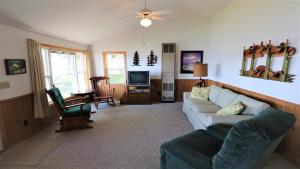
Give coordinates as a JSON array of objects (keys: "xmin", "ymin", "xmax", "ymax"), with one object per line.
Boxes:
[{"xmin": 127, "ymin": 71, "xmax": 150, "ymax": 86}]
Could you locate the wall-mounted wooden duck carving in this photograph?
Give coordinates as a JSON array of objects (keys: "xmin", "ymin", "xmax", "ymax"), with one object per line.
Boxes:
[{"xmin": 240, "ymin": 39, "xmax": 296, "ymax": 83}]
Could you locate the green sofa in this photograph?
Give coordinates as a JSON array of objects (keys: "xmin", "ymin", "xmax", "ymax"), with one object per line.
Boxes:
[{"xmin": 160, "ymin": 108, "xmax": 295, "ymax": 169}]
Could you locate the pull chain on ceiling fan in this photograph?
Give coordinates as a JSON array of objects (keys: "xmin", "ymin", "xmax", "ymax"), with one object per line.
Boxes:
[{"xmin": 140, "ymin": 0, "xmax": 152, "ymax": 27}]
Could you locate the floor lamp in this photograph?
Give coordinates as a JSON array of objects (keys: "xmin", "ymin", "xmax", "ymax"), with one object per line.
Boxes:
[{"xmin": 193, "ymin": 63, "xmax": 208, "ymax": 87}]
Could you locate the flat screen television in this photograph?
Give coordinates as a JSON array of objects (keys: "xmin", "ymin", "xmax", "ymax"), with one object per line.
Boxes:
[{"xmin": 127, "ymin": 71, "xmax": 150, "ymax": 86}]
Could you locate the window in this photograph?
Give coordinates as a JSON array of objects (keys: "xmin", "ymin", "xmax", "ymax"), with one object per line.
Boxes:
[
  {"xmin": 103, "ymin": 52, "xmax": 126, "ymax": 84},
  {"xmin": 42, "ymin": 46, "xmax": 90, "ymax": 98}
]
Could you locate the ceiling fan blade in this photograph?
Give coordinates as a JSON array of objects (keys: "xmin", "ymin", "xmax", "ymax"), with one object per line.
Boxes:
[
  {"xmin": 151, "ymin": 15, "xmax": 163, "ymax": 20},
  {"xmin": 123, "ymin": 8, "xmax": 142, "ymax": 16},
  {"xmin": 114, "ymin": 16, "xmax": 137, "ymax": 21},
  {"xmin": 153, "ymin": 16, "xmax": 174, "ymax": 23},
  {"xmin": 123, "ymin": 8, "xmax": 139, "ymax": 12},
  {"xmin": 152, "ymin": 10, "xmax": 173, "ymax": 15},
  {"xmin": 135, "ymin": 16, "xmax": 144, "ymax": 19},
  {"xmin": 137, "ymin": 12, "xmax": 144, "ymax": 17}
]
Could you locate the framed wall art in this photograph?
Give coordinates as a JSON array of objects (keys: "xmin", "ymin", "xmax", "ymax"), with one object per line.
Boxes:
[
  {"xmin": 4, "ymin": 59, "xmax": 26, "ymax": 75},
  {"xmin": 180, "ymin": 50, "xmax": 203, "ymax": 73}
]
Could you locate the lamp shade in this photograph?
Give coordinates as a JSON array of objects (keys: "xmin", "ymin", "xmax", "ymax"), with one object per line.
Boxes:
[{"xmin": 193, "ymin": 63, "xmax": 208, "ymax": 77}]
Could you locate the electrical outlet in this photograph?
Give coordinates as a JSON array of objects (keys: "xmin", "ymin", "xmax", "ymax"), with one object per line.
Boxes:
[{"xmin": 0, "ymin": 81, "xmax": 10, "ymax": 89}]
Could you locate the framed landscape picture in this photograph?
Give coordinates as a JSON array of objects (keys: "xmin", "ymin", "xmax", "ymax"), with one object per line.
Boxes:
[
  {"xmin": 180, "ymin": 51, "xmax": 203, "ymax": 73},
  {"xmin": 4, "ymin": 59, "xmax": 26, "ymax": 75}
]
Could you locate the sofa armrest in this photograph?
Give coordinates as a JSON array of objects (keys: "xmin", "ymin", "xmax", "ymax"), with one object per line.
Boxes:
[
  {"xmin": 206, "ymin": 124, "xmax": 232, "ymax": 141},
  {"xmin": 183, "ymin": 92, "xmax": 191, "ymax": 102}
]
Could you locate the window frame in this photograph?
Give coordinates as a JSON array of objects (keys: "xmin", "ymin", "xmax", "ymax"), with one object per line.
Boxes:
[
  {"xmin": 41, "ymin": 43, "xmax": 88, "ymax": 98},
  {"xmin": 42, "ymin": 48, "xmax": 54, "ymax": 88},
  {"xmin": 103, "ymin": 51, "xmax": 127, "ymax": 85}
]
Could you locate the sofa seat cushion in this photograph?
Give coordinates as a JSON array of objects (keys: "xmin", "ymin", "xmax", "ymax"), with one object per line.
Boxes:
[
  {"xmin": 161, "ymin": 130, "xmax": 223, "ymax": 169},
  {"xmin": 206, "ymin": 124, "xmax": 232, "ymax": 141},
  {"xmin": 196, "ymin": 113, "xmax": 254, "ymax": 128},
  {"xmin": 233, "ymin": 95, "xmax": 270, "ymax": 116},
  {"xmin": 63, "ymin": 104, "xmax": 91, "ymax": 117},
  {"xmin": 209, "ymin": 85, "xmax": 223, "ymax": 103},
  {"xmin": 185, "ymin": 98, "xmax": 216, "ymax": 109},
  {"xmin": 215, "ymin": 89, "xmax": 239, "ymax": 108},
  {"xmin": 190, "ymin": 103, "xmax": 221, "ymax": 114}
]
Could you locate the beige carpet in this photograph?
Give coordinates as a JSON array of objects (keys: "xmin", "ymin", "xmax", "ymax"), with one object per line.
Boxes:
[{"xmin": 0, "ymin": 103, "xmax": 298, "ymax": 169}]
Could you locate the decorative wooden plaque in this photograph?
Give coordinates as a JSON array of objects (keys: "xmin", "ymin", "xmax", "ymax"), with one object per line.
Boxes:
[{"xmin": 240, "ymin": 39, "xmax": 296, "ymax": 82}]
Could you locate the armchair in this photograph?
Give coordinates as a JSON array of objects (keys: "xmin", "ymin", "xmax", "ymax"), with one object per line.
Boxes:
[
  {"xmin": 160, "ymin": 108, "xmax": 295, "ymax": 169},
  {"xmin": 46, "ymin": 86, "xmax": 93, "ymax": 132}
]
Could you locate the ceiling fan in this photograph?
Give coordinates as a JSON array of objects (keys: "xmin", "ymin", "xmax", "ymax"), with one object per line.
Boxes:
[{"xmin": 123, "ymin": 0, "xmax": 173, "ymax": 28}]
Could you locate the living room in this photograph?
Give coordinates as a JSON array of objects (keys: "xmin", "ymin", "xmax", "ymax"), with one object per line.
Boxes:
[{"xmin": 0, "ymin": 0, "xmax": 299, "ymax": 169}]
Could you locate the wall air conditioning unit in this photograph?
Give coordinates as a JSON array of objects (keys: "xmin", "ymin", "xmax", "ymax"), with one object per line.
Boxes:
[{"xmin": 161, "ymin": 43, "xmax": 176, "ymax": 102}]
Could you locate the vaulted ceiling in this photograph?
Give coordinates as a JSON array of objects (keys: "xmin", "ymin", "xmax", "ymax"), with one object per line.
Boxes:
[{"xmin": 0, "ymin": 0, "xmax": 233, "ymax": 45}]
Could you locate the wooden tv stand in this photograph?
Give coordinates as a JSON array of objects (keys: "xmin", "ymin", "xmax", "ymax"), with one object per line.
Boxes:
[{"xmin": 124, "ymin": 86, "xmax": 151, "ymax": 105}]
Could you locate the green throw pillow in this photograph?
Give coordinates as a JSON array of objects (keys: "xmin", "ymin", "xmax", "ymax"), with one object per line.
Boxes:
[
  {"xmin": 216, "ymin": 101, "xmax": 244, "ymax": 116},
  {"xmin": 190, "ymin": 87, "xmax": 210, "ymax": 101}
]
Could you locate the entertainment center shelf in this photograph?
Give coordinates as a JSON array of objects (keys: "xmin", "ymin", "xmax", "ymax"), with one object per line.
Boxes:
[
  {"xmin": 120, "ymin": 71, "xmax": 152, "ymax": 105},
  {"xmin": 126, "ymin": 86, "xmax": 151, "ymax": 105}
]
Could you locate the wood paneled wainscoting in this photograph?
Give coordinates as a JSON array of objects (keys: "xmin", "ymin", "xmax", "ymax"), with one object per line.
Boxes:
[
  {"xmin": 175, "ymin": 79, "xmax": 198, "ymax": 101},
  {"xmin": 111, "ymin": 84, "xmax": 127, "ymax": 101},
  {"xmin": 110, "ymin": 79, "xmax": 163, "ymax": 103},
  {"xmin": 113, "ymin": 79, "xmax": 199, "ymax": 102},
  {"xmin": 207, "ymin": 80, "xmax": 300, "ymax": 168},
  {"xmin": 111, "ymin": 79, "xmax": 198, "ymax": 102},
  {"xmin": 150, "ymin": 79, "xmax": 162, "ymax": 102},
  {"xmin": 0, "ymin": 93, "xmax": 59, "ymax": 149}
]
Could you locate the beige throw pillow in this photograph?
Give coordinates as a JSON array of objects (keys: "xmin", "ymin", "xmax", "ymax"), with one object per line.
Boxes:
[
  {"xmin": 190, "ymin": 87, "xmax": 210, "ymax": 101},
  {"xmin": 216, "ymin": 101, "xmax": 244, "ymax": 116}
]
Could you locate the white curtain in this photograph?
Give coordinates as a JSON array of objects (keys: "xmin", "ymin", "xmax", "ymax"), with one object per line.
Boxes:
[
  {"xmin": 27, "ymin": 39, "xmax": 50, "ymax": 118},
  {"xmin": 84, "ymin": 50, "xmax": 92, "ymax": 90}
]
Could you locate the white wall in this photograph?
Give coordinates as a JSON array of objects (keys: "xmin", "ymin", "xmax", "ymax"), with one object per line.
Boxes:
[
  {"xmin": 91, "ymin": 10, "xmax": 212, "ymax": 79},
  {"xmin": 0, "ymin": 24, "xmax": 87, "ymax": 101},
  {"xmin": 208, "ymin": 0, "xmax": 300, "ymax": 104}
]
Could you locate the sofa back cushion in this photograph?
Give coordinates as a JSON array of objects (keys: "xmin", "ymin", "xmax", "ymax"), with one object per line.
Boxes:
[
  {"xmin": 209, "ymin": 85, "xmax": 223, "ymax": 103},
  {"xmin": 212, "ymin": 108, "xmax": 296, "ymax": 169},
  {"xmin": 233, "ymin": 95, "xmax": 270, "ymax": 116},
  {"xmin": 215, "ymin": 89, "xmax": 239, "ymax": 108}
]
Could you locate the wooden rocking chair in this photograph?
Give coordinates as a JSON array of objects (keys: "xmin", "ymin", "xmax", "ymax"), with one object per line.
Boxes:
[{"xmin": 90, "ymin": 76, "xmax": 116, "ymax": 108}]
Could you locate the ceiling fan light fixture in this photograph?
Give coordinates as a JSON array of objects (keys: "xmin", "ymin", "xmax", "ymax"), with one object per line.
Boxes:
[{"xmin": 140, "ymin": 18, "xmax": 152, "ymax": 27}]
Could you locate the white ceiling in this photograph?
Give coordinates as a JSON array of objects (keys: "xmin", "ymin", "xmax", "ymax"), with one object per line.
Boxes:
[{"xmin": 0, "ymin": 0, "xmax": 233, "ymax": 45}]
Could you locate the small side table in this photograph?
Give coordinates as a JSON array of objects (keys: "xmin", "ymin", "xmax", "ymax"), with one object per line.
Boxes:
[{"xmin": 71, "ymin": 90, "xmax": 95, "ymax": 103}]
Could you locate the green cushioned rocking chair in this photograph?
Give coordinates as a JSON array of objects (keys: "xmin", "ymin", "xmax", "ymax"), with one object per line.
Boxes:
[{"xmin": 46, "ymin": 86, "xmax": 93, "ymax": 132}]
